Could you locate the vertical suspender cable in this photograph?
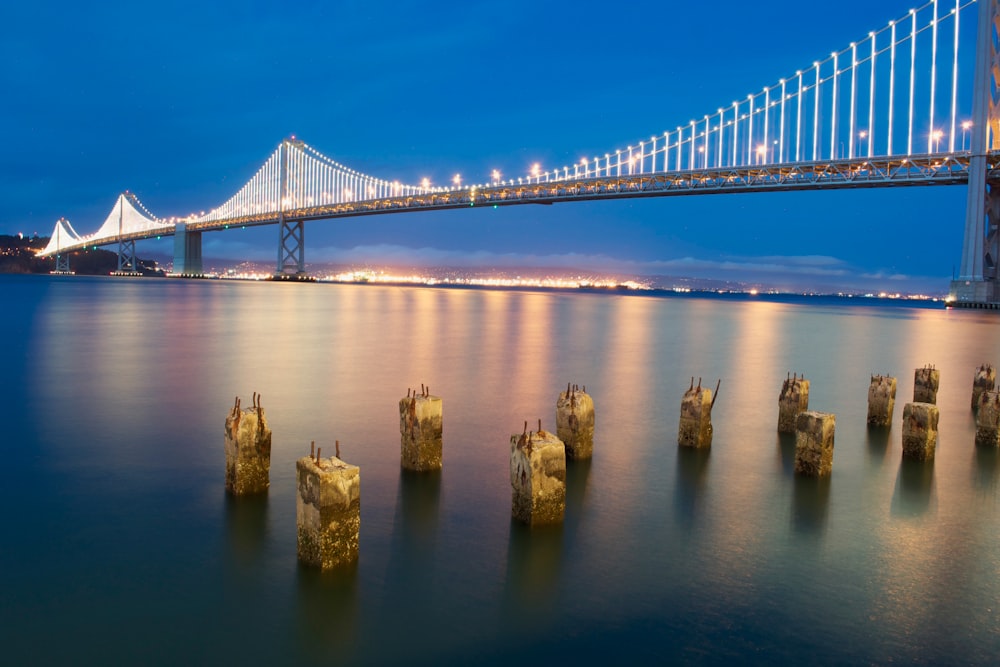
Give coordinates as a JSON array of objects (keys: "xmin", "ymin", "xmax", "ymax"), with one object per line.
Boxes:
[
  {"xmin": 889, "ymin": 21, "xmax": 897, "ymax": 156},
  {"xmin": 908, "ymin": 10, "xmax": 917, "ymax": 156},
  {"xmin": 948, "ymin": 0, "xmax": 959, "ymax": 153},
  {"xmin": 929, "ymin": 0, "xmax": 939, "ymax": 153},
  {"xmin": 868, "ymin": 33, "xmax": 876, "ymax": 158}
]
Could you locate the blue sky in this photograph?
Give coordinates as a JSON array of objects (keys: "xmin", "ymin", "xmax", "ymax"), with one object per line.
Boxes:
[{"xmin": 0, "ymin": 0, "xmax": 977, "ymax": 293}]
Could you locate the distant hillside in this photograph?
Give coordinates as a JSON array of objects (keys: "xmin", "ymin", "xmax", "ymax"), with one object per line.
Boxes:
[{"xmin": 0, "ymin": 235, "xmax": 163, "ymax": 276}]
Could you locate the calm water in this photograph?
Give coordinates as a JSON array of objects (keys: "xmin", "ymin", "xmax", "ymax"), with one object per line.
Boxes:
[{"xmin": 2, "ymin": 275, "xmax": 999, "ymax": 665}]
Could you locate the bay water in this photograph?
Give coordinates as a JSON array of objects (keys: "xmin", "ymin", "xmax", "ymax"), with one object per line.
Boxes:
[{"xmin": 1, "ymin": 275, "xmax": 998, "ymax": 665}]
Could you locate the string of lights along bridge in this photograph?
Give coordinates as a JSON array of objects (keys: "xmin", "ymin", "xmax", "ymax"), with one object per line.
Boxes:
[{"xmin": 38, "ymin": 1, "xmax": 1000, "ymax": 306}]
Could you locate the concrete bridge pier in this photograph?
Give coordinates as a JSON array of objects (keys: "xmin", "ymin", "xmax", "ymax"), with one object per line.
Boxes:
[
  {"xmin": 794, "ymin": 411, "xmax": 836, "ymax": 477},
  {"xmin": 975, "ymin": 391, "xmax": 1000, "ymax": 447},
  {"xmin": 172, "ymin": 222, "xmax": 204, "ymax": 277},
  {"xmin": 399, "ymin": 386, "xmax": 443, "ymax": 471},
  {"xmin": 224, "ymin": 392, "xmax": 272, "ymax": 495},
  {"xmin": 913, "ymin": 366, "xmax": 940, "ymax": 404},
  {"xmin": 867, "ymin": 375, "xmax": 897, "ymax": 427},
  {"xmin": 778, "ymin": 373, "xmax": 810, "ymax": 433},
  {"xmin": 510, "ymin": 421, "xmax": 566, "ymax": 525},
  {"xmin": 296, "ymin": 441, "xmax": 361, "ymax": 569},
  {"xmin": 902, "ymin": 402, "xmax": 939, "ymax": 461},
  {"xmin": 678, "ymin": 378, "xmax": 717, "ymax": 448},
  {"xmin": 972, "ymin": 364, "xmax": 996, "ymax": 410},
  {"xmin": 556, "ymin": 383, "xmax": 595, "ymax": 459}
]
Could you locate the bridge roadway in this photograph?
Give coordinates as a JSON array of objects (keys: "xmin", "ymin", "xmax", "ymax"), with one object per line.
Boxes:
[{"xmin": 51, "ymin": 153, "xmax": 986, "ymax": 255}]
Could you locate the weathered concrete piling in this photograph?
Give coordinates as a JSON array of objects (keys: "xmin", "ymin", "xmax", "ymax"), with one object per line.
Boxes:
[
  {"xmin": 296, "ymin": 441, "xmax": 361, "ymax": 569},
  {"xmin": 867, "ymin": 375, "xmax": 897, "ymax": 427},
  {"xmin": 224, "ymin": 392, "xmax": 272, "ymax": 495},
  {"xmin": 794, "ymin": 411, "xmax": 835, "ymax": 477},
  {"xmin": 778, "ymin": 373, "xmax": 810, "ymax": 433},
  {"xmin": 556, "ymin": 383, "xmax": 595, "ymax": 460},
  {"xmin": 902, "ymin": 403, "xmax": 939, "ymax": 461},
  {"xmin": 975, "ymin": 391, "xmax": 1000, "ymax": 447},
  {"xmin": 510, "ymin": 421, "xmax": 566, "ymax": 525},
  {"xmin": 678, "ymin": 377, "xmax": 719, "ymax": 448},
  {"xmin": 972, "ymin": 364, "xmax": 996, "ymax": 410},
  {"xmin": 399, "ymin": 385, "xmax": 443, "ymax": 471},
  {"xmin": 913, "ymin": 365, "xmax": 940, "ymax": 404}
]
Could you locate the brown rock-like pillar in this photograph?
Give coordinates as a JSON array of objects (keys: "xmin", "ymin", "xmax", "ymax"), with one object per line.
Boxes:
[
  {"xmin": 778, "ymin": 374, "xmax": 810, "ymax": 433},
  {"xmin": 296, "ymin": 443, "xmax": 361, "ymax": 569},
  {"xmin": 678, "ymin": 378, "xmax": 714, "ymax": 448},
  {"xmin": 224, "ymin": 392, "xmax": 272, "ymax": 495},
  {"xmin": 399, "ymin": 385, "xmax": 443, "ymax": 471},
  {"xmin": 794, "ymin": 411, "xmax": 835, "ymax": 477},
  {"xmin": 972, "ymin": 364, "xmax": 996, "ymax": 410},
  {"xmin": 510, "ymin": 423, "xmax": 566, "ymax": 525},
  {"xmin": 867, "ymin": 375, "xmax": 897, "ymax": 427},
  {"xmin": 556, "ymin": 383, "xmax": 595, "ymax": 460},
  {"xmin": 975, "ymin": 391, "xmax": 1000, "ymax": 447},
  {"xmin": 902, "ymin": 402, "xmax": 939, "ymax": 461},
  {"xmin": 913, "ymin": 366, "xmax": 940, "ymax": 404}
]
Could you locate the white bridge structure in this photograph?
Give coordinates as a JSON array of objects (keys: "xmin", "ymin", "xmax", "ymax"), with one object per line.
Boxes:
[{"xmin": 38, "ymin": 1, "xmax": 1000, "ymax": 306}]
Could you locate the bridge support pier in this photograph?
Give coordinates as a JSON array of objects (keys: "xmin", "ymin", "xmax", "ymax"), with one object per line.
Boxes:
[
  {"xmin": 275, "ymin": 219, "xmax": 309, "ymax": 280},
  {"xmin": 172, "ymin": 222, "xmax": 203, "ymax": 277},
  {"xmin": 949, "ymin": 0, "xmax": 1000, "ymax": 306},
  {"xmin": 53, "ymin": 253, "xmax": 72, "ymax": 274},
  {"xmin": 114, "ymin": 238, "xmax": 140, "ymax": 276}
]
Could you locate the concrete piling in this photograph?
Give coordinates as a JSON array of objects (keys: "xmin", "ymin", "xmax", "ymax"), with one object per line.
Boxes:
[
  {"xmin": 556, "ymin": 383, "xmax": 595, "ymax": 460},
  {"xmin": 296, "ymin": 441, "xmax": 361, "ymax": 569},
  {"xmin": 678, "ymin": 377, "xmax": 718, "ymax": 448},
  {"xmin": 399, "ymin": 385, "xmax": 443, "ymax": 471},
  {"xmin": 972, "ymin": 364, "xmax": 996, "ymax": 410},
  {"xmin": 902, "ymin": 402, "xmax": 939, "ymax": 461},
  {"xmin": 778, "ymin": 373, "xmax": 810, "ymax": 433},
  {"xmin": 510, "ymin": 421, "xmax": 566, "ymax": 525},
  {"xmin": 224, "ymin": 392, "xmax": 272, "ymax": 495},
  {"xmin": 975, "ymin": 391, "xmax": 1000, "ymax": 447},
  {"xmin": 867, "ymin": 374, "xmax": 897, "ymax": 427},
  {"xmin": 913, "ymin": 365, "xmax": 940, "ymax": 404},
  {"xmin": 794, "ymin": 411, "xmax": 835, "ymax": 477}
]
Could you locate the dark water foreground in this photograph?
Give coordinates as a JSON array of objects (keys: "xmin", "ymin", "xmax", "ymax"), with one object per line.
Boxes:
[{"xmin": 1, "ymin": 275, "xmax": 998, "ymax": 665}]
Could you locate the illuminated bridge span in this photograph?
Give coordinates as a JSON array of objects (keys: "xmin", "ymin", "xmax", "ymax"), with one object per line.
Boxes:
[{"xmin": 38, "ymin": 0, "xmax": 1000, "ymax": 304}]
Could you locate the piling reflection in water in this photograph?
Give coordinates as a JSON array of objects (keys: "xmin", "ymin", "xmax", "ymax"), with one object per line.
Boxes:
[
  {"xmin": 776, "ymin": 432, "xmax": 797, "ymax": 474},
  {"xmin": 892, "ymin": 458, "xmax": 936, "ymax": 518},
  {"xmin": 865, "ymin": 425, "xmax": 892, "ymax": 467},
  {"xmin": 674, "ymin": 446, "xmax": 711, "ymax": 531},
  {"xmin": 223, "ymin": 493, "xmax": 269, "ymax": 571},
  {"xmin": 294, "ymin": 561, "xmax": 359, "ymax": 664},
  {"xmin": 502, "ymin": 520, "xmax": 564, "ymax": 627},
  {"xmin": 972, "ymin": 445, "xmax": 999, "ymax": 494},
  {"xmin": 791, "ymin": 475, "xmax": 831, "ymax": 537}
]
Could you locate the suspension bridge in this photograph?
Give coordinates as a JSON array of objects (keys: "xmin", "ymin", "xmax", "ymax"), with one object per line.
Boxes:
[{"xmin": 37, "ymin": 0, "xmax": 1000, "ymax": 306}]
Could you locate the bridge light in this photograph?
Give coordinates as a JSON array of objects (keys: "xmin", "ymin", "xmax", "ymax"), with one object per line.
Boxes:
[
  {"xmin": 530, "ymin": 163, "xmax": 541, "ymax": 178},
  {"xmin": 421, "ymin": 177, "xmax": 431, "ymax": 189},
  {"xmin": 453, "ymin": 174, "xmax": 462, "ymax": 187}
]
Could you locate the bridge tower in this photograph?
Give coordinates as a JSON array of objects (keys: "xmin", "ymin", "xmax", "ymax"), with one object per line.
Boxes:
[
  {"xmin": 275, "ymin": 137, "xmax": 309, "ymax": 280},
  {"xmin": 173, "ymin": 222, "xmax": 203, "ymax": 277},
  {"xmin": 113, "ymin": 194, "xmax": 140, "ymax": 276},
  {"xmin": 950, "ymin": 0, "xmax": 1000, "ymax": 306}
]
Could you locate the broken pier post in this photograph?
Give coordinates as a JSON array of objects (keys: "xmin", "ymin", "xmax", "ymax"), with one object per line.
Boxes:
[
  {"xmin": 224, "ymin": 392, "xmax": 272, "ymax": 495},
  {"xmin": 510, "ymin": 421, "xmax": 566, "ymax": 525},
  {"xmin": 972, "ymin": 364, "xmax": 996, "ymax": 411},
  {"xmin": 975, "ymin": 391, "xmax": 1000, "ymax": 447},
  {"xmin": 778, "ymin": 373, "xmax": 810, "ymax": 433},
  {"xmin": 902, "ymin": 403, "xmax": 939, "ymax": 461},
  {"xmin": 556, "ymin": 383, "xmax": 595, "ymax": 460},
  {"xmin": 794, "ymin": 411, "xmax": 835, "ymax": 477},
  {"xmin": 913, "ymin": 365, "xmax": 940, "ymax": 404},
  {"xmin": 399, "ymin": 384, "xmax": 443, "ymax": 471},
  {"xmin": 867, "ymin": 374, "xmax": 897, "ymax": 427},
  {"xmin": 296, "ymin": 441, "xmax": 361, "ymax": 569},
  {"xmin": 678, "ymin": 377, "xmax": 718, "ymax": 448}
]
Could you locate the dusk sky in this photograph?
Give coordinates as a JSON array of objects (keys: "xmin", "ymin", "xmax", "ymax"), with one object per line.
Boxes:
[{"xmin": 0, "ymin": 1, "xmax": 978, "ymax": 293}]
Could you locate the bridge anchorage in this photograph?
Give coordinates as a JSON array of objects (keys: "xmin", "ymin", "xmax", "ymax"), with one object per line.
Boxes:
[
  {"xmin": 33, "ymin": 0, "xmax": 1000, "ymax": 305},
  {"xmin": 948, "ymin": 0, "xmax": 1000, "ymax": 307}
]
